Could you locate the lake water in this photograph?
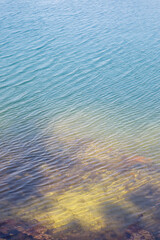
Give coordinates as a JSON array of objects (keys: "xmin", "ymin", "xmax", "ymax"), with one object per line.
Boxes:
[{"xmin": 0, "ymin": 0, "xmax": 160, "ymax": 237}]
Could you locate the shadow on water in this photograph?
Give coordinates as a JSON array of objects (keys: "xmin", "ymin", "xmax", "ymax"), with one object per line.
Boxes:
[
  {"xmin": 126, "ymin": 184, "xmax": 160, "ymax": 234},
  {"xmin": 101, "ymin": 202, "xmax": 139, "ymax": 228},
  {"xmin": 128, "ymin": 184, "xmax": 160, "ymax": 210},
  {"xmin": 0, "ymin": 125, "xmax": 76, "ymax": 218}
]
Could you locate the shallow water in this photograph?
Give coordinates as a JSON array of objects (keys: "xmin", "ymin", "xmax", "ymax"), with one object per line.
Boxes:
[{"xmin": 0, "ymin": 0, "xmax": 160, "ymax": 237}]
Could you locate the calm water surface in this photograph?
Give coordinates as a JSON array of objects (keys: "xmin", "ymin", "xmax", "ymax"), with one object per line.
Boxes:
[{"xmin": 0, "ymin": 0, "xmax": 160, "ymax": 236}]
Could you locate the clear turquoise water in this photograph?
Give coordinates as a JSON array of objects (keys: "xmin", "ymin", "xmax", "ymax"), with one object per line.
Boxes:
[{"xmin": 0, "ymin": 0, "xmax": 160, "ymax": 235}]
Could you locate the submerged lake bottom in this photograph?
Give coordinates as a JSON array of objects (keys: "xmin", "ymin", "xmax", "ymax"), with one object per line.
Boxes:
[{"xmin": 0, "ymin": 121, "xmax": 159, "ymax": 240}]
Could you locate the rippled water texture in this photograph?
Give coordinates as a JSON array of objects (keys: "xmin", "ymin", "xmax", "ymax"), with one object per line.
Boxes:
[{"xmin": 0, "ymin": 0, "xmax": 160, "ymax": 237}]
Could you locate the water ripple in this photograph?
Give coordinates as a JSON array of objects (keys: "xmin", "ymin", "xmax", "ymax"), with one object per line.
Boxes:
[{"xmin": 0, "ymin": 0, "xmax": 160, "ymax": 235}]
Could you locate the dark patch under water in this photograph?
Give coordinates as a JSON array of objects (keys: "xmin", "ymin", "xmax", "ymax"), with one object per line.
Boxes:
[{"xmin": 0, "ymin": 218, "xmax": 159, "ymax": 240}]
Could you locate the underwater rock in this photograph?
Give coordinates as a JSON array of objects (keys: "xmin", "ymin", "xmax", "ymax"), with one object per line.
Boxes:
[
  {"xmin": 0, "ymin": 218, "xmax": 158, "ymax": 240},
  {"xmin": 51, "ymin": 228, "xmax": 121, "ymax": 240},
  {"xmin": 0, "ymin": 219, "xmax": 52, "ymax": 240},
  {"xmin": 124, "ymin": 224, "xmax": 155, "ymax": 240}
]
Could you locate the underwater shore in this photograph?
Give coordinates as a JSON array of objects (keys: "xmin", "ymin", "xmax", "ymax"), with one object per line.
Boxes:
[
  {"xmin": 0, "ymin": 133, "xmax": 160, "ymax": 240},
  {"xmin": 0, "ymin": 217, "xmax": 159, "ymax": 240}
]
